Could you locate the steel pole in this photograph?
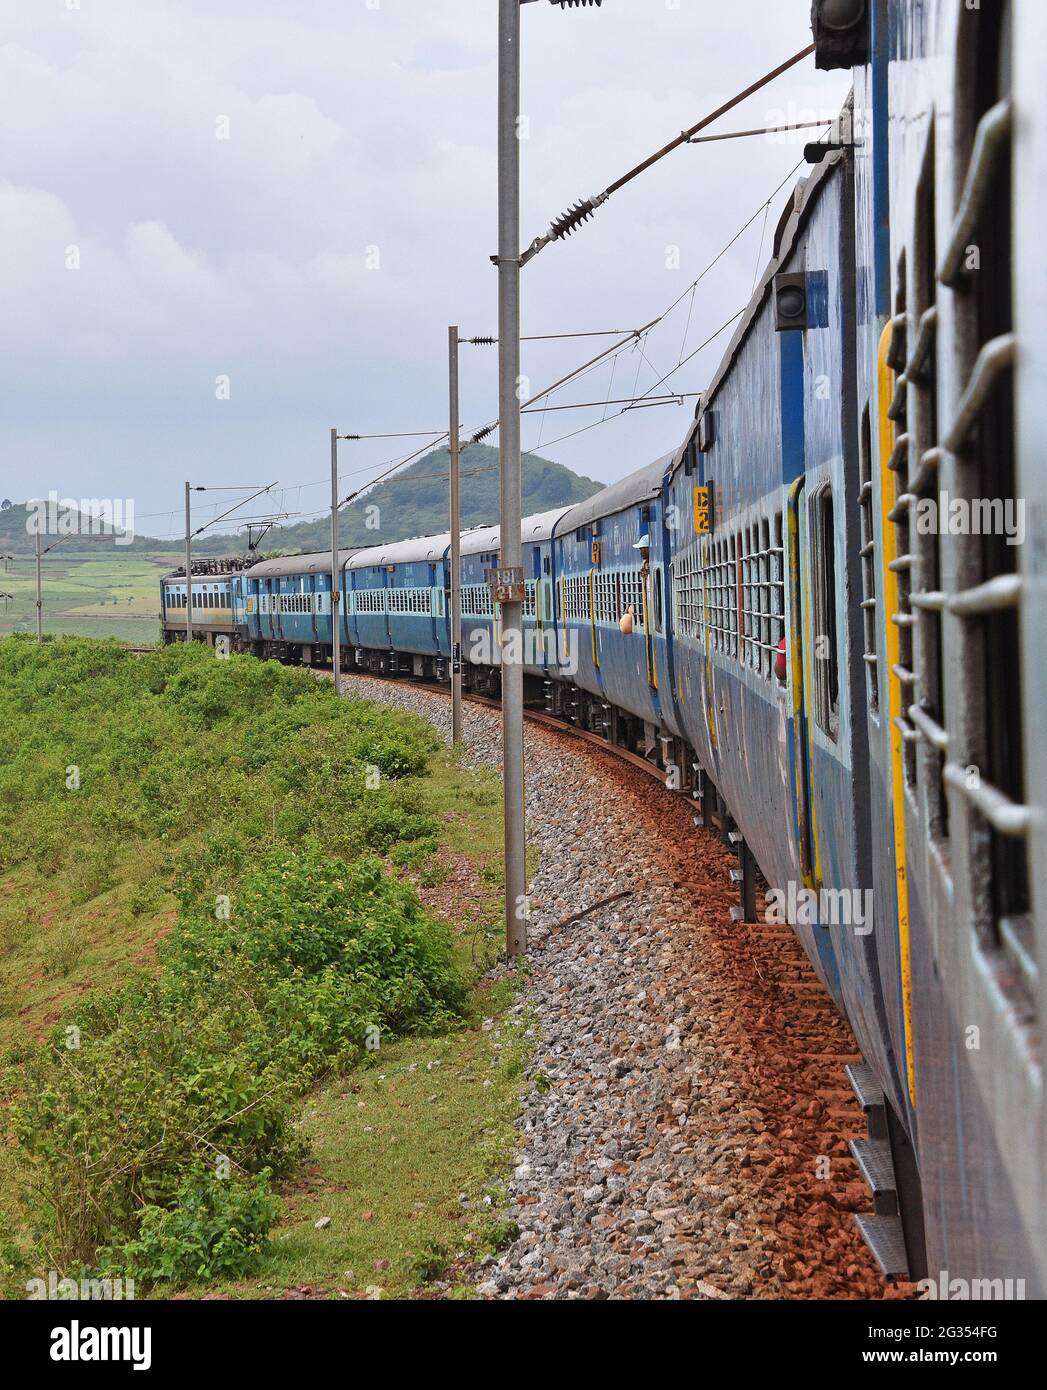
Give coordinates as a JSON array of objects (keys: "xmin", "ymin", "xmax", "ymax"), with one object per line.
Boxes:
[
  {"xmin": 184, "ymin": 480, "xmax": 192, "ymax": 644},
  {"xmin": 35, "ymin": 527, "xmax": 43, "ymax": 643},
  {"xmin": 330, "ymin": 428, "xmax": 341, "ymax": 693},
  {"xmin": 448, "ymin": 326, "xmax": 464, "ymax": 747},
  {"xmin": 498, "ymin": 0, "xmax": 526, "ymax": 957}
]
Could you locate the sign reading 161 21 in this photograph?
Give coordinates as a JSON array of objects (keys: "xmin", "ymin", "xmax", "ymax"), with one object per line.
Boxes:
[
  {"xmin": 485, "ymin": 566, "xmax": 525, "ymax": 604},
  {"xmin": 693, "ymin": 486, "xmax": 712, "ymax": 535}
]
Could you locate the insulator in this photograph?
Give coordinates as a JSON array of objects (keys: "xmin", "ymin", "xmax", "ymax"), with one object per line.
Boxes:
[
  {"xmin": 549, "ymin": 198, "xmax": 596, "ymax": 241},
  {"xmin": 469, "ymin": 336, "xmax": 496, "ymax": 346},
  {"xmin": 550, "ymin": 1, "xmax": 602, "ymax": 7},
  {"xmin": 472, "ymin": 424, "xmax": 495, "ymax": 444}
]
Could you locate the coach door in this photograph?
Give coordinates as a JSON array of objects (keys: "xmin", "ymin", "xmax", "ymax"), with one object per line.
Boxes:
[
  {"xmin": 430, "ymin": 563, "xmax": 445, "ymax": 653},
  {"xmin": 787, "ymin": 477, "xmax": 817, "ymax": 886}
]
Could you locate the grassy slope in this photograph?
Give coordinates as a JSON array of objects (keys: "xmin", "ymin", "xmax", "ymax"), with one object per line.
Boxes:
[{"xmin": 0, "ymin": 640, "xmax": 523, "ymax": 1299}]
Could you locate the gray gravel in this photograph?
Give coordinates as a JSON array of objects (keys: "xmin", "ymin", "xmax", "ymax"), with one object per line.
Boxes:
[{"xmin": 334, "ymin": 674, "xmax": 799, "ymax": 1301}]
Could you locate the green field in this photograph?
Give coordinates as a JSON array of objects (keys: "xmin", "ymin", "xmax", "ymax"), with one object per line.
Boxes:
[
  {"xmin": 0, "ymin": 637, "xmax": 521, "ymax": 1299},
  {"xmin": 0, "ymin": 554, "xmax": 177, "ymax": 642}
]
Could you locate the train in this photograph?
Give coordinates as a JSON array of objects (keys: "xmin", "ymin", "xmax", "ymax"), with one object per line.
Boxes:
[{"xmin": 161, "ymin": 0, "xmax": 1044, "ymax": 1298}]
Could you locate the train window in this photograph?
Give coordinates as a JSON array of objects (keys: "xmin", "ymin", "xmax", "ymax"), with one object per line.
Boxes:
[
  {"xmin": 858, "ymin": 404, "xmax": 879, "ymax": 713},
  {"xmin": 730, "ymin": 534, "xmax": 739, "ymax": 659},
  {"xmin": 811, "ymin": 485, "xmax": 839, "ymax": 739},
  {"xmin": 593, "ymin": 571, "xmax": 618, "ymax": 625},
  {"xmin": 887, "ymin": 250, "xmax": 917, "ymax": 785},
  {"xmin": 653, "ymin": 569, "xmax": 663, "ymax": 634},
  {"xmin": 945, "ymin": 0, "xmax": 1030, "ymax": 994},
  {"xmin": 739, "ymin": 519, "xmax": 777, "ymax": 678},
  {"xmin": 703, "ymin": 534, "xmax": 737, "ymax": 657},
  {"xmin": 758, "ymin": 519, "xmax": 770, "ymax": 676},
  {"xmin": 620, "ymin": 569, "xmax": 645, "ymax": 629},
  {"xmin": 670, "ymin": 539, "xmax": 702, "ymax": 644},
  {"xmin": 909, "ymin": 125, "xmax": 948, "ymax": 840},
  {"xmin": 771, "ymin": 513, "xmax": 785, "ymax": 658},
  {"xmin": 740, "ymin": 527, "xmax": 753, "ymax": 669},
  {"xmin": 462, "ymin": 584, "xmax": 493, "ymax": 618},
  {"xmin": 705, "ymin": 541, "xmax": 719, "ymax": 652}
]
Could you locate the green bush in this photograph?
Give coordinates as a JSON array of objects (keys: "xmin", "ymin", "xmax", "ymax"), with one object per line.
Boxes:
[
  {"xmin": 40, "ymin": 924, "xmax": 87, "ymax": 979},
  {"xmin": 101, "ymin": 1169, "xmax": 280, "ymax": 1284},
  {"xmin": 14, "ymin": 842, "xmax": 465, "ymax": 1276},
  {"xmin": 2, "ymin": 637, "xmax": 465, "ymax": 1283}
]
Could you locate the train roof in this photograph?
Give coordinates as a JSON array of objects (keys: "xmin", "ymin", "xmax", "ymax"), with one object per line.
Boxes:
[
  {"xmin": 348, "ymin": 534, "xmax": 451, "ymax": 567},
  {"xmin": 223, "ymin": 504, "xmax": 619, "ymax": 580},
  {"xmin": 456, "ymin": 506, "xmax": 577, "ymax": 555},
  {"xmin": 460, "ymin": 523, "xmax": 501, "ymax": 557},
  {"xmin": 703, "ymin": 148, "xmax": 844, "ymax": 412},
  {"xmin": 523, "ymin": 506, "xmax": 577, "ymax": 542},
  {"xmin": 670, "ymin": 114, "xmax": 850, "ymax": 482},
  {"xmin": 559, "ymin": 456, "xmax": 670, "ymax": 531},
  {"xmin": 245, "ymin": 550, "xmax": 360, "ymax": 577},
  {"xmin": 340, "ymin": 507, "xmax": 578, "ymax": 567}
]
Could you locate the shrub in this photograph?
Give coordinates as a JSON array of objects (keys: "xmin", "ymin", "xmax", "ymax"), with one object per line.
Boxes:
[
  {"xmin": 126, "ymin": 879, "xmax": 162, "ymax": 918},
  {"xmin": 67, "ymin": 848, "xmax": 115, "ymax": 906},
  {"xmin": 3, "ymin": 638, "xmax": 465, "ymax": 1283},
  {"xmin": 40, "ymin": 924, "xmax": 87, "ymax": 979},
  {"xmin": 15, "ymin": 843, "xmax": 464, "ymax": 1273},
  {"xmin": 101, "ymin": 1169, "xmax": 280, "ymax": 1284},
  {"xmin": 410, "ymin": 1239, "xmax": 452, "ymax": 1286}
]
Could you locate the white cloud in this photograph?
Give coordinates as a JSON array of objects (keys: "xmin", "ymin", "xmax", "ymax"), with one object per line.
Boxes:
[{"xmin": 0, "ymin": 0, "xmax": 849, "ymax": 528}]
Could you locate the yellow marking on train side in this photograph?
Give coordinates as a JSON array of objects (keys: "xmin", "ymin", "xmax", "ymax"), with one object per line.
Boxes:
[
  {"xmin": 878, "ymin": 321, "xmax": 917, "ymax": 1110},
  {"xmin": 641, "ymin": 572, "xmax": 657, "ymax": 690}
]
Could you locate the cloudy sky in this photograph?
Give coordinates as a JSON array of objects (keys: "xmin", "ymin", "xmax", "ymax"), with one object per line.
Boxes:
[{"xmin": 0, "ymin": 0, "xmax": 849, "ymax": 542}]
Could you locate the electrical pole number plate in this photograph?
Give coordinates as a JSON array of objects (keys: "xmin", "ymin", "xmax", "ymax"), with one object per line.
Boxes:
[{"xmin": 485, "ymin": 566, "xmax": 525, "ymax": 604}]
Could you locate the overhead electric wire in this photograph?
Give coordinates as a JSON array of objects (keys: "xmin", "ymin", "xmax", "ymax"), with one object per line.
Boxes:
[
  {"xmin": 521, "ymin": 327, "xmax": 646, "ymax": 341},
  {"xmin": 190, "ymin": 483, "xmax": 278, "ymax": 539},
  {"xmin": 325, "ymin": 146, "xmax": 820, "ymax": 499},
  {"xmin": 520, "ymin": 42, "xmax": 817, "ymax": 264},
  {"xmin": 687, "ymin": 118, "xmax": 832, "ymax": 145},
  {"xmin": 522, "ymin": 392, "xmax": 697, "ymax": 414},
  {"xmin": 320, "ymin": 150, "xmax": 812, "ymax": 507},
  {"xmin": 231, "ymin": 152, "xmax": 819, "ymax": 518},
  {"xmin": 149, "ymin": 132, "xmax": 820, "ymax": 538},
  {"xmin": 522, "ymin": 310, "xmax": 745, "ymax": 456}
]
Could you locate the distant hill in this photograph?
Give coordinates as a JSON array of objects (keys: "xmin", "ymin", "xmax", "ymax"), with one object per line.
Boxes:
[
  {"xmin": 0, "ymin": 498, "xmax": 154, "ymax": 556},
  {"xmin": 194, "ymin": 445, "xmax": 603, "ymax": 555},
  {"xmin": 0, "ymin": 448, "xmax": 603, "ymax": 558}
]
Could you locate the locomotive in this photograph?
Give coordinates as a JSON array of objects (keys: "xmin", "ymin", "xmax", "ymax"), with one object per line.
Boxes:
[{"xmin": 162, "ymin": 0, "xmax": 1044, "ymax": 1296}]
